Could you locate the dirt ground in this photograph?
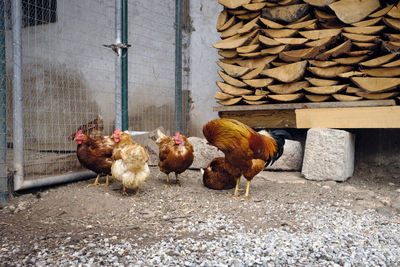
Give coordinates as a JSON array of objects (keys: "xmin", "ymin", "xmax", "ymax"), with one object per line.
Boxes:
[{"xmin": 1, "ymin": 166, "xmax": 400, "ymax": 263}]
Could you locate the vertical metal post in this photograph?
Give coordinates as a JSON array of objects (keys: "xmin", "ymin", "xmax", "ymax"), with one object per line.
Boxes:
[
  {"xmin": 121, "ymin": 0, "xmax": 128, "ymax": 131},
  {"xmin": 0, "ymin": 0, "xmax": 7, "ymax": 202},
  {"xmin": 175, "ymin": 0, "xmax": 183, "ymax": 133},
  {"xmin": 115, "ymin": 0, "xmax": 122, "ymax": 130},
  {"xmin": 11, "ymin": 0, "xmax": 24, "ymax": 191}
]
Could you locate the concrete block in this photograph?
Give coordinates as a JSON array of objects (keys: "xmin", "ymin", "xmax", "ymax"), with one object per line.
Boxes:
[
  {"xmin": 266, "ymin": 140, "xmax": 303, "ymax": 171},
  {"xmin": 188, "ymin": 137, "xmax": 224, "ymax": 169},
  {"xmin": 301, "ymin": 128, "xmax": 355, "ymax": 181}
]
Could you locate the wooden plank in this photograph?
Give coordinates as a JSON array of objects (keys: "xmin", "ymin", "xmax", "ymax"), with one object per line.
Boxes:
[
  {"xmin": 213, "ymin": 99, "xmax": 395, "ymax": 112},
  {"xmin": 219, "ymin": 109, "xmax": 296, "ymax": 128},
  {"xmin": 296, "ymin": 106, "xmax": 400, "ymax": 128}
]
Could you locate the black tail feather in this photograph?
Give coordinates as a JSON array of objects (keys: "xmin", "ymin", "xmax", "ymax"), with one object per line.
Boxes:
[{"xmin": 269, "ymin": 130, "xmax": 291, "ymax": 166}]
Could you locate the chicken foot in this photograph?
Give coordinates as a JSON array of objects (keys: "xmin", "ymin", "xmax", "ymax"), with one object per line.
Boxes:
[
  {"xmin": 175, "ymin": 173, "xmax": 182, "ymax": 187},
  {"xmin": 87, "ymin": 174, "xmax": 101, "ymax": 187},
  {"xmin": 165, "ymin": 174, "xmax": 171, "ymax": 187},
  {"xmin": 122, "ymin": 185, "xmax": 128, "ymax": 196},
  {"xmin": 233, "ymin": 177, "xmax": 241, "ymax": 197},
  {"xmin": 244, "ymin": 180, "xmax": 251, "ymax": 199},
  {"xmin": 99, "ymin": 175, "xmax": 110, "ymax": 186}
]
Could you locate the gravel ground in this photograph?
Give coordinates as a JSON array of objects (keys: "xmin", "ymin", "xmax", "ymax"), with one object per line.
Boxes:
[{"xmin": 1, "ymin": 167, "xmax": 400, "ymax": 266}]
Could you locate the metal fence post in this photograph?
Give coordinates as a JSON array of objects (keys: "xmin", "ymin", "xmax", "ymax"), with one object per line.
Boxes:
[
  {"xmin": 0, "ymin": 0, "xmax": 7, "ymax": 202},
  {"xmin": 121, "ymin": 0, "xmax": 128, "ymax": 131},
  {"xmin": 11, "ymin": 0, "xmax": 24, "ymax": 191},
  {"xmin": 115, "ymin": 0, "xmax": 122, "ymax": 130},
  {"xmin": 175, "ymin": 0, "xmax": 183, "ymax": 134}
]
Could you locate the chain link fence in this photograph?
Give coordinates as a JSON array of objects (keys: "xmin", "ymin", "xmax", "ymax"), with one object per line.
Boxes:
[{"xmin": 4, "ymin": 0, "xmax": 177, "ymax": 191}]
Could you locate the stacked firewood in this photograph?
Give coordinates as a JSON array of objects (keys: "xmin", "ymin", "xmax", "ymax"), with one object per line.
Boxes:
[{"xmin": 213, "ymin": 0, "xmax": 400, "ymax": 106}]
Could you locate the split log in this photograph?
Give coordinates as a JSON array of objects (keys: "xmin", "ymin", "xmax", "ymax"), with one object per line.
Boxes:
[
  {"xmin": 237, "ymin": 12, "xmax": 261, "ymax": 20},
  {"xmin": 236, "ymin": 44, "xmax": 260, "ymax": 53},
  {"xmin": 261, "ymin": 60, "xmax": 307, "ymax": 82},
  {"xmin": 355, "ymin": 92, "xmax": 399, "ymax": 100},
  {"xmin": 308, "ymin": 65, "xmax": 353, "ymax": 78},
  {"xmin": 346, "ymin": 50, "xmax": 373, "ymax": 56},
  {"xmin": 303, "ymin": 84, "xmax": 348, "ymax": 94},
  {"xmin": 259, "ymin": 17, "xmax": 284, "ymax": 29},
  {"xmin": 351, "ymin": 17, "xmax": 382, "ymax": 27},
  {"xmin": 243, "ymin": 78, "xmax": 274, "ymax": 88},
  {"xmin": 274, "ymin": 37, "xmax": 309, "ymax": 45},
  {"xmin": 315, "ymin": 39, "xmax": 352, "ymax": 60},
  {"xmin": 268, "ymin": 81, "xmax": 309, "ymax": 94},
  {"xmin": 218, "ymin": 50, "xmax": 238, "ymax": 58},
  {"xmin": 215, "ymin": 91, "xmax": 235, "ymax": 100},
  {"xmin": 338, "ymin": 71, "xmax": 363, "ymax": 78},
  {"xmin": 216, "ymin": 61, "xmax": 250, "ymax": 77},
  {"xmin": 243, "ymin": 2, "xmax": 266, "ymax": 11},
  {"xmin": 259, "ymin": 35, "xmax": 282, "ymax": 46},
  {"xmin": 305, "ymin": 77, "xmax": 339, "ymax": 86},
  {"xmin": 352, "ymin": 42, "xmax": 377, "ymax": 49},
  {"xmin": 268, "ymin": 93, "xmax": 304, "ymax": 102},
  {"xmin": 217, "ymin": 82, "xmax": 253, "ymax": 96},
  {"xmin": 238, "ymin": 16, "xmax": 260, "ymax": 34},
  {"xmin": 343, "ymin": 25, "xmax": 385, "ymax": 35},
  {"xmin": 237, "ymin": 55, "xmax": 277, "ymax": 68},
  {"xmin": 213, "ymin": 30, "xmax": 258, "ymax": 49},
  {"xmin": 382, "ymin": 41, "xmax": 400, "ymax": 53},
  {"xmin": 328, "ymin": 0, "xmax": 380, "ymax": 24},
  {"xmin": 221, "ymin": 21, "xmax": 244, "ymax": 39},
  {"xmin": 359, "ymin": 53, "xmax": 397, "ymax": 67},
  {"xmin": 255, "ymin": 89, "xmax": 269, "ymax": 96},
  {"xmin": 286, "ymin": 19, "xmax": 317, "ymax": 29},
  {"xmin": 260, "ymin": 45, "xmax": 287, "ymax": 55},
  {"xmin": 217, "ymin": 97, "xmax": 243, "ymax": 106},
  {"xmin": 382, "ymin": 59, "xmax": 400, "ymax": 68},
  {"xmin": 308, "ymin": 60, "xmax": 338, "ymax": 67},
  {"xmin": 332, "ymin": 55, "xmax": 368, "ymax": 65},
  {"xmin": 219, "ymin": 16, "xmax": 236, "ymax": 32},
  {"xmin": 244, "ymin": 100, "xmax": 268, "ymax": 105},
  {"xmin": 383, "ymin": 18, "xmax": 400, "ymax": 31},
  {"xmin": 218, "ymin": 0, "xmax": 251, "ymax": 9},
  {"xmin": 241, "ymin": 65, "xmax": 265, "ymax": 80},
  {"xmin": 218, "ymin": 70, "xmax": 247, "ymax": 87},
  {"xmin": 220, "ymin": 58, "xmax": 242, "ymax": 64},
  {"xmin": 305, "ymin": 36, "xmax": 338, "ymax": 48},
  {"xmin": 360, "ymin": 67, "xmax": 400, "ymax": 77},
  {"xmin": 303, "ymin": 0, "xmax": 334, "ymax": 7},
  {"xmin": 351, "ymin": 77, "xmax": 400, "ymax": 93},
  {"xmin": 342, "ymin": 33, "xmax": 378, "ymax": 42},
  {"xmin": 369, "ymin": 4, "xmax": 394, "ymax": 18},
  {"xmin": 262, "ymin": 4, "xmax": 310, "ymax": 23},
  {"xmin": 242, "ymin": 95, "xmax": 266, "ymax": 101},
  {"xmin": 299, "ymin": 28, "xmax": 341, "ymax": 40},
  {"xmin": 332, "ymin": 94, "xmax": 363, "ymax": 101},
  {"xmin": 262, "ymin": 29, "xmax": 298, "ymax": 38},
  {"xmin": 314, "ymin": 9, "xmax": 337, "ymax": 21},
  {"xmin": 305, "ymin": 95, "xmax": 331, "ymax": 102},
  {"xmin": 279, "ymin": 47, "xmax": 321, "ymax": 62},
  {"xmin": 217, "ymin": 10, "xmax": 229, "ymax": 31},
  {"xmin": 346, "ymin": 87, "xmax": 362, "ymax": 93},
  {"xmin": 387, "ymin": 4, "xmax": 400, "ymax": 19}
]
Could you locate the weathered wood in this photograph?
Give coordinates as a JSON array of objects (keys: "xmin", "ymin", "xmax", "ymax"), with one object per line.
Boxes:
[
  {"xmin": 286, "ymin": 19, "xmax": 317, "ymax": 29},
  {"xmin": 261, "ymin": 61, "xmax": 307, "ymax": 82},
  {"xmin": 304, "ymin": 84, "xmax": 348, "ymax": 94},
  {"xmin": 346, "ymin": 87, "xmax": 362, "ymax": 93},
  {"xmin": 387, "ymin": 4, "xmax": 400, "ymax": 19},
  {"xmin": 351, "ymin": 77, "xmax": 400, "ymax": 93},
  {"xmin": 237, "ymin": 55, "xmax": 277, "ymax": 68},
  {"xmin": 218, "ymin": 0, "xmax": 251, "ymax": 9},
  {"xmin": 262, "ymin": 4, "xmax": 310, "ymax": 23},
  {"xmin": 303, "ymin": 0, "xmax": 334, "ymax": 7},
  {"xmin": 218, "ymin": 109, "xmax": 297, "ymax": 128},
  {"xmin": 260, "ymin": 45, "xmax": 287, "ymax": 55},
  {"xmin": 369, "ymin": 4, "xmax": 394, "ymax": 18},
  {"xmin": 352, "ymin": 17, "xmax": 382, "ymax": 27},
  {"xmin": 213, "ymin": 99, "xmax": 396, "ymax": 112},
  {"xmin": 296, "ymin": 106, "xmax": 400, "ymax": 129},
  {"xmin": 268, "ymin": 81, "xmax": 309, "ymax": 94},
  {"xmin": 274, "ymin": 37, "xmax": 308, "ymax": 45},
  {"xmin": 308, "ymin": 60, "xmax": 338, "ymax": 67},
  {"xmin": 305, "ymin": 95, "xmax": 331, "ymax": 102},
  {"xmin": 219, "ymin": 16, "xmax": 236, "ymax": 32},
  {"xmin": 221, "ymin": 21, "xmax": 244, "ymax": 39},
  {"xmin": 236, "ymin": 44, "xmax": 259, "ymax": 53},
  {"xmin": 382, "ymin": 41, "xmax": 400, "ymax": 53},
  {"xmin": 259, "ymin": 35, "xmax": 282, "ymax": 46},
  {"xmin": 238, "ymin": 16, "xmax": 260, "ymax": 34},
  {"xmin": 359, "ymin": 53, "xmax": 396, "ymax": 67},
  {"xmin": 217, "ymin": 81, "xmax": 253, "ymax": 96},
  {"xmin": 383, "ymin": 17, "xmax": 400, "ymax": 31},
  {"xmin": 220, "ymin": 57, "xmax": 242, "ymax": 64},
  {"xmin": 215, "ymin": 91, "xmax": 235, "ymax": 100},
  {"xmin": 332, "ymin": 94, "xmax": 363, "ymax": 101},
  {"xmin": 308, "ymin": 66, "xmax": 353, "ymax": 78},
  {"xmin": 243, "ymin": 2, "xmax": 266, "ymax": 11},
  {"xmin": 338, "ymin": 71, "xmax": 363, "ymax": 78},
  {"xmin": 343, "ymin": 25, "xmax": 385, "ymax": 35},
  {"xmin": 346, "ymin": 50, "xmax": 373, "ymax": 56},
  {"xmin": 217, "ymin": 97, "xmax": 243, "ymax": 106},
  {"xmin": 242, "ymin": 95, "xmax": 266, "ymax": 101},
  {"xmin": 262, "ymin": 29, "xmax": 298, "ymax": 38},
  {"xmin": 342, "ymin": 32, "xmax": 378, "ymax": 42},
  {"xmin": 316, "ymin": 40, "xmax": 352, "ymax": 60},
  {"xmin": 280, "ymin": 47, "xmax": 321, "ymax": 62},
  {"xmin": 243, "ymin": 78, "xmax": 274, "ymax": 88},
  {"xmin": 255, "ymin": 89, "xmax": 269, "ymax": 96},
  {"xmin": 328, "ymin": 0, "xmax": 380, "ymax": 24},
  {"xmin": 241, "ymin": 65, "xmax": 265, "ymax": 80},
  {"xmin": 382, "ymin": 59, "xmax": 400, "ymax": 68},
  {"xmin": 218, "ymin": 70, "xmax": 247, "ymax": 88},
  {"xmin": 332, "ymin": 55, "xmax": 368, "ymax": 65},
  {"xmin": 361, "ymin": 67, "xmax": 400, "ymax": 77},
  {"xmin": 213, "ymin": 30, "xmax": 258, "ymax": 49},
  {"xmin": 268, "ymin": 94, "xmax": 304, "ymax": 102},
  {"xmin": 299, "ymin": 28, "xmax": 341, "ymax": 40},
  {"xmin": 217, "ymin": 10, "xmax": 229, "ymax": 31},
  {"xmin": 305, "ymin": 36, "xmax": 338, "ymax": 48},
  {"xmin": 244, "ymin": 100, "xmax": 269, "ymax": 105},
  {"xmin": 259, "ymin": 17, "xmax": 284, "ymax": 29},
  {"xmin": 218, "ymin": 49, "xmax": 238, "ymax": 58},
  {"xmin": 216, "ymin": 61, "xmax": 250, "ymax": 77},
  {"xmin": 355, "ymin": 92, "xmax": 399, "ymax": 100},
  {"xmin": 305, "ymin": 77, "xmax": 338, "ymax": 86},
  {"xmin": 237, "ymin": 12, "xmax": 261, "ymax": 20},
  {"xmin": 314, "ymin": 9, "xmax": 337, "ymax": 21},
  {"xmin": 352, "ymin": 42, "xmax": 377, "ymax": 49}
]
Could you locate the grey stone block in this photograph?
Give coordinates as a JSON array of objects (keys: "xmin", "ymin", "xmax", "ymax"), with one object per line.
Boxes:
[
  {"xmin": 266, "ymin": 140, "xmax": 303, "ymax": 171},
  {"xmin": 301, "ymin": 127, "xmax": 355, "ymax": 181},
  {"xmin": 188, "ymin": 137, "xmax": 224, "ymax": 169}
]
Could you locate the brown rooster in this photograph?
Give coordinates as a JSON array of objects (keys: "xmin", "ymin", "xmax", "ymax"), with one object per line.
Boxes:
[
  {"xmin": 74, "ymin": 130, "xmax": 116, "ymax": 186},
  {"xmin": 155, "ymin": 129, "xmax": 194, "ymax": 186},
  {"xmin": 201, "ymin": 157, "xmax": 238, "ymax": 190},
  {"xmin": 202, "ymin": 118, "xmax": 287, "ymax": 198}
]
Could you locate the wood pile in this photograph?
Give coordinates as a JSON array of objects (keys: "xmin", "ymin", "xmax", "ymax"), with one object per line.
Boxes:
[{"xmin": 213, "ymin": 0, "xmax": 400, "ymax": 106}]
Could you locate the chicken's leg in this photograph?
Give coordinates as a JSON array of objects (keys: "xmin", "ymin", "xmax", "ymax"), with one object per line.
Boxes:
[
  {"xmin": 122, "ymin": 185, "xmax": 128, "ymax": 196},
  {"xmin": 88, "ymin": 174, "xmax": 101, "ymax": 187},
  {"xmin": 233, "ymin": 177, "xmax": 241, "ymax": 197},
  {"xmin": 175, "ymin": 173, "xmax": 181, "ymax": 187},
  {"xmin": 244, "ymin": 180, "xmax": 251, "ymax": 199},
  {"xmin": 165, "ymin": 174, "xmax": 170, "ymax": 187},
  {"xmin": 100, "ymin": 174, "xmax": 110, "ymax": 186}
]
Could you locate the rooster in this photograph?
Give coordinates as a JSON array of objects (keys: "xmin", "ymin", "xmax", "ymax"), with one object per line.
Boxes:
[
  {"xmin": 201, "ymin": 157, "xmax": 238, "ymax": 190},
  {"xmin": 155, "ymin": 129, "xmax": 194, "ymax": 186},
  {"xmin": 202, "ymin": 118, "xmax": 287, "ymax": 198},
  {"xmin": 111, "ymin": 129, "xmax": 150, "ymax": 196},
  {"xmin": 74, "ymin": 130, "xmax": 116, "ymax": 186}
]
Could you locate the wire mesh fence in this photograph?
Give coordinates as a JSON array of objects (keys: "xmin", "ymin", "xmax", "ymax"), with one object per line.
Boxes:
[
  {"xmin": 0, "ymin": 1, "xmax": 7, "ymax": 200},
  {"xmin": 3, "ymin": 0, "xmax": 178, "ymax": 189}
]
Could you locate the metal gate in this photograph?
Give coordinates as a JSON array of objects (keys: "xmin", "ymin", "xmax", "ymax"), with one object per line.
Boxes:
[{"xmin": 2, "ymin": 0, "xmax": 178, "ymax": 194}]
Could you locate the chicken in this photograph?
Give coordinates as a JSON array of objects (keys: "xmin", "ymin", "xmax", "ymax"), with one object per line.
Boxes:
[
  {"xmin": 202, "ymin": 118, "xmax": 288, "ymax": 198},
  {"xmin": 74, "ymin": 130, "xmax": 116, "ymax": 186},
  {"xmin": 155, "ymin": 129, "xmax": 194, "ymax": 186},
  {"xmin": 201, "ymin": 157, "xmax": 238, "ymax": 190},
  {"xmin": 111, "ymin": 129, "xmax": 150, "ymax": 196},
  {"xmin": 68, "ymin": 115, "xmax": 104, "ymax": 141}
]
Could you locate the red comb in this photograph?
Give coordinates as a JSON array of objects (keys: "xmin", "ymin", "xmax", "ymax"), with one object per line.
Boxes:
[
  {"xmin": 113, "ymin": 128, "xmax": 121, "ymax": 135},
  {"xmin": 74, "ymin": 130, "xmax": 83, "ymax": 139},
  {"xmin": 174, "ymin": 131, "xmax": 180, "ymax": 137}
]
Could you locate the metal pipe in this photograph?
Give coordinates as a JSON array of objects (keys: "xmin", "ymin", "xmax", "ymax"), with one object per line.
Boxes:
[
  {"xmin": 121, "ymin": 0, "xmax": 128, "ymax": 131},
  {"xmin": 11, "ymin": 0, "xmax": 24, "ymax": 191},
  {"xmin": 115, "ymin": 0, "xmax": 122, "ymax": 130},
  {"xmin": 175, "ymin": 0, "xmax": 183, "ymax": 133},
  {"xmin": 16, "ymin": 171, "xmax": 96, "ymax": 191},
  {"xmin": 0, "ymin": 0, "xmax": 7, "ymax": 202}
]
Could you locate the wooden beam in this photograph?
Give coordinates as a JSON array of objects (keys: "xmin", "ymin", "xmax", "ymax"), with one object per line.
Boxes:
[
  {"xmin": 213, "ymin": 99, "xmax": 395, "ymax": 112},
  {"xmin": 219, "ymin": 109, "xmax": 296, "ymax": 128},
  {"xmin": 296, "ymin": 106, "xmax": 400, "ymax": 128}
]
